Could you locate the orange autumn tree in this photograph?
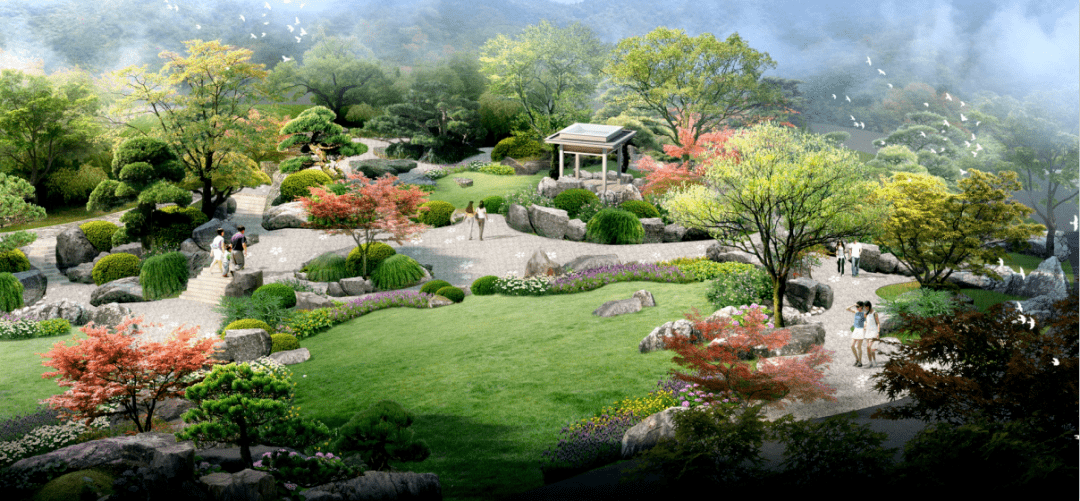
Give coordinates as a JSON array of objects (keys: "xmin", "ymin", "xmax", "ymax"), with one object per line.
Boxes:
[
  {"xmin": 300, "ymin": 172, "xmax": 429, "ymax": 278},
  {"xmin": 636, "ymin": 113, "xmax": 738, "ymax": 197},
  {"xmin": 39, "ymin": 316, "xmax": 219, "ymax": 433}
]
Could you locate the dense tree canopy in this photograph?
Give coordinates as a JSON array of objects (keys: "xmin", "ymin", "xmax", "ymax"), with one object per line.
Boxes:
[{"xmin": 0, "ymin": 172, "xmax": 46, "ymax": 253}]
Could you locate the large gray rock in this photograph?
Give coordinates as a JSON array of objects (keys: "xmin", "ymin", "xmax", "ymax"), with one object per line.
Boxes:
[
  {"xmin": 527, "ymin": 204, "xmax": 569, "ymax": 240},
  {"xmin": 663, "ymin": 224, "xmax": 687, "ymax": 243},
  {"xmin": 565, "ymin": 219, "xmax": 587, "ymax": 241},
  {"xmin": 769, "ymin": 323, "xmax": 826, "ymax": 358},
  {"xmin": 90, "ymin": 276, "xmax": 146, "ymax": 306},
  {"xmin": 621, "ymin": 407, "xmax": 688, "ymax": 459},
  {"xmin": 639, "ymin": 319, "xmax": 699, "ymax": 354},
  {"xmin": 64, "ymin": 261, "xmax": 95, "ymax": 283},
  {"xmin": 633, "ymin": 289, "xmax": 656, "ymax": 307},
  {"xmin": 303, "ymin": 471, "xmax": 442, "ymax": 501},
  {"xmin": 218, "ymin": 328, "xmax": 272, "ymax": 363},
  {"xmin": 562, "ymin": 254, "xmax": 620, "ymax": 274},
  {"xmin": 506, "ymin": 204, "xmax": 533, "ymax": 233},
  {"xmin": 453, "ymin": 177, "xmax": 473, "ymax": 188},
  {"xmin": 855, "ymin": 243, "xmax": 881, "ymax": 274},
  {"xmin": 180, "ymin": 238, "xmax": 202, "ymax": 254},
  {"xmin": 524, "ymin": 249, "xmax": 562, "ymax": 278},
  {"xmin": 339, "ymin": 277, "xmax": 374, "ymax": 296},
  {"xmin": 224, "ymin": 269, "xmax": 263, "ymax": 298},
  {"xmin": 639, "ymin": 218, "xmax": 666, "ymax": 244},
  {"xmin": 326, "ymin": 281, "xmax": 347, "ymax": 297},
  {"xmin": 269, "ymin": 347, "xmax": 311, "ymax": 365},
  {"xmin": 783, "ymin": 277, "xmax": 818, "ymax": 313},
  {"xmin": 812, "ymin": 282, "xmax": 834, "ymax": 309},
  {"xmin": 111, "ymin": 242, "xmax": 146, "ymax": 259},
  {"xmin": 89, "ymin": 302, "xmax": 134, "ymax": 329},
  {"xmin": 538, "ymin": 177, "xmax": 559, "ymax": 199},
  {"xmin": 55, "ymin": 226, "xmax": 98, "ymax": 272},
  {"xmin": 200, "ymin": 469, "xmax": 277, "ymax": 501},
  {"xmin": 521, "ymin": 159, "xmax": 549, "ymax": 175},
  {"xmin": 183, "ymin": 249, "xmax": 211, "ymax": 279},
  {"xmin": 14, "ymin": 268, "xmax": 46, "ymax": 307},
  {"xmin": 12, "ymin": 299, "xmax": 91, "ymax": 325},
  {"xmin": 947, "ymin": 268, "xmax": 999, "ymax": 290},
  {"xmin": 876, "ymin": 253, "xmax": 901, "ymax": 274},
  {"xmin": 261, "ymin": 201, "xmax": 309, "ymax": 230},
  {"xmin": 295, "ymin": 291, "xmax": 335, "ymax": 311},
  {"xmin": 351, "ymin": 158, "xmax": 417, "ymax": 178},
  {"xmin": 1015, "ymin": 257, "xmax": 1069, "ymax": 299},
  {"xmin": 593, "ymin": 297, "xmax": 643, "ymax": 317},
  {"xmin": 192, "ymin": 219, "xmax": 241, "ymax": 252},
  {"xmin": 7, "ymin": 432, "xmax": 194, "ymax": 493}
]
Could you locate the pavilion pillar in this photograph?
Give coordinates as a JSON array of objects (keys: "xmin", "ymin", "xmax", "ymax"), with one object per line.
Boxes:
[
  {"xmin": 602, "ymin": 149, "xmax": 608, "ymax": 195},
  {"xmin": 559, "ymin": 145, "xmax": 564, "ymax": 178}
]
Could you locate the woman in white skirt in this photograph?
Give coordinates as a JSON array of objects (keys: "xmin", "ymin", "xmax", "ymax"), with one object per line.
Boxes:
[
  {"xmin": 864, "ymin": 301, "xmax": 882, "ymax": 368},
  {"xmin": 847, "ymin": 301, "xmax": 867, "ymax": 367},
  {"xmin": 209, "ymin": 228, "xmax": 226, "ymax": 274}
]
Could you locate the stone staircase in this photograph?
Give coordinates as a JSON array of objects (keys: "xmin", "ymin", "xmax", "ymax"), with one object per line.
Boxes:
[
  {"xmin": 24, "ymin": 237, "xmax": 71, "ymax": 286},
  {"xmin": 178, "ymin": 265, "xmax": 232, "ymax": 305}
]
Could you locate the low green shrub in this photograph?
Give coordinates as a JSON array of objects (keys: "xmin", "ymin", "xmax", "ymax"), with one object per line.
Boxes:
[
  {"xmin": 220, "ymin": 318, "xmax": 275, "ymax": 339},
  {"xmin": 471, "ymin": 163, "xmax": 515, "ymax": 175},
  {"xmin": 0, "ymin": 249, "xmax": 31, "ymax": 274},
  {"xmin": 280, "ymin": 169, "xmax": 333, "ymax": 202},
  {"xmin": 78, "ymin": 221, "xmax": 119, "ymax": 253},
  {"xmin": 338, "ymin": 141, "xmax": 369, "ymax": 157},
  {"xmin": 44, "ymin": 163, "xmax": 108, "ymax": 206},
  {"xmin": 33, "ymin": 468, "xmax": 115, "ymax": 501},
  {"xmin": 35, "ymin": 318, "xmax": 72, "ymax": 338},
  {"xmin": 91, "ymin": 253, "xmax": 141, "ymax": 286},
  {"xmin": 470, "ymin": 275, "xmax": 499, "ymax": 296},
  {"xmin": 272, "ymin": 278, "xmax": 316, "ymax": 293},
  {"xmin": 271, "ymin": 333, "xmax": 300, "ymax": 353},
  {"xmin": 253, "ymin": 282, "xmax": 298, "ymax": 309},
  {"xmin": 500, "ymin": 186, "xmax": 552, "ymax": 215},
  {"xmin": 278, "ymin": 156, "xmax": 312, "ymax": 174},
  {"xmin": 573, "ymin": 200, "xmax": 609, "ymax": 225},
  {"xmin": 881, "ymin": 289, "xmax": 962, "ymax": 321},
  {"xmin": 214, "ymin": 294, "xmax": 294, "ymax": 337},
  {"xmin": 150, "ymin": 206, "xmax": 209, "ymax": 248},
  {"xmin": 585, "ymin": 208, "xmax": 644, "ymax": 245},
  {"xmin": 554, "ymin": 189, "xmax": 599, "ymax": 218},
  {"xmin": 332, "ymin": 400, "xmax": 431, "ymax": 472},
  {"xmin": 705, "ymin": 263, "xmax": 773, "ymax": 309},
  {"xmin": 481, "ymin": 195, "xmax": 505, "ymax": 214},
  {"xmin": 139, "ymin": 251, "xmax": 188, "ymax": 300},
  {"xmin": 0, "ymin": 272, "xmax": 23, "ymax": 313},
  {"xmin": 766, "ymin": 412, "xmax": 897, "ymax": 489},
  {"xmin": 304, "ymin": 252, "xmax": 350, "ymax": 282},
  {"xmin": 658, "ymin": 257, "xmax": 729, "ymax": 282},
  {"xmin": 435, "ymin": 286, "xmax": 465, "ymax": 303},
  {"xmin": 420, "ymin": 280, "xmax": 452, "ymax": 295},
  {"xmin": 490, "ymin": 135, "xmax": 543, "ymax": 162},
  {"xmin": 417, "ymin": 200, "xmax": 456, "ymax": 228},
  {"xmin": 370, "ymin": 254, "xmax": 426, "ymax": 291},
  {"xmin": 619, "ymin": 200, "xmax": 661, "ymax": 219},
  {"xmin": 346, "ymin": 243, "xmax": 396, "ymax": 277},
  {"xmin": 110, "ymin": 226, "xmax": 134, "ymax": 248},
  {"xmin": 282, "ymin": 308, "xmax": 335, "ymax": 340}
]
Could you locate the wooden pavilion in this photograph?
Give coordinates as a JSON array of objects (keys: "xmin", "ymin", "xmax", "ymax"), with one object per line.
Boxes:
[{"xmin": 544, "ymin": 123, "xmax": 637, "ymax": 196}]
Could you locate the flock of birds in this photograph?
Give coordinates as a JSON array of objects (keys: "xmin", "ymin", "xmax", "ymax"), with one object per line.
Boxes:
[
  {"xmin": 163, "ymin": 0, "xmax": 308, "ymax": 62},
  {"xmin": 831, "ymin": 55, "xmax": 986, "ymax": 169}
]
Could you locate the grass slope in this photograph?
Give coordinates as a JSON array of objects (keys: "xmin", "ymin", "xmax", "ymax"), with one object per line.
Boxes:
[{"xmin": 0, "ymin": 330, "xmax": 85, "ymax": 420}]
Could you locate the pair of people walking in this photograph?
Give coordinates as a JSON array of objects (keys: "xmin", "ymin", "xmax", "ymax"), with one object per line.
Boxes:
[
  {"xmin": 209, "ymin": 226, "xmax": 248, "ymax": 277},
  {"xmin": 836, "ymin": 239, "xmax": 863, "ymax": 277},
  {"xmin": 848, "ymin": 301, "xmax": 881, "ymax": 367},
  {"xmin": 464, "ymin": 201, "xmax": 487, "ymax": 240}
]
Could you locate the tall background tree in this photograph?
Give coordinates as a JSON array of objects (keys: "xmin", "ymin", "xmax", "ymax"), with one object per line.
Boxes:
[
  {"xmin": 663, "ymin": 123, "xmax": 887, "ymax": 326},
  {"xmin": 0, "ymin": 172, "xmax": 46, "ymax": 253},
  {"xmin": 605, "ymin": 28, "xmax": 784, "ymax": 152},
  {"xmin": 111, "ymin": 40, "xmax": 274, "ymax": 220}
]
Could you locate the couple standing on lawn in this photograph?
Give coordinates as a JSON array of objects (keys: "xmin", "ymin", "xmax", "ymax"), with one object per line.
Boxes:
[
  {"xmin": 836, "ymin": 239, "xmax": 864, "ymax": 277},
  {"xmin": 462, "ymin": 201, "xmax": 487, "ymax": 241}
]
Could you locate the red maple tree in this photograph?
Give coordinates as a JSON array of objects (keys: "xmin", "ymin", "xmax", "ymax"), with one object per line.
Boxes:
[
  {"xmin": 636, "ymin": 113, "xmax": 738, "ymax": 197},
  {"xmin": 664, "ymin": 306, "xmax": 837, "ymax": 412},
  {"xmin": 299, "ymin": 172, "xmax": 429, "ymax": 277},
  {"xmin": 39, "ymin": 316, "xmax": 219, "ymax": 432}
]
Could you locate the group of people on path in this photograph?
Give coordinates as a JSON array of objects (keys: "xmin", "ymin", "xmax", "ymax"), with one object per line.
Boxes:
[
  {"xmin": 209, "ymin": 226, "xmax": 248, "ymax": 277},
  {"xmin": 462, "ymin": 201, "xmax": 487, "ymax": 240},
  {"xmin": 835, "ymin": 239, "xmax": 864, "ymax": 277}
]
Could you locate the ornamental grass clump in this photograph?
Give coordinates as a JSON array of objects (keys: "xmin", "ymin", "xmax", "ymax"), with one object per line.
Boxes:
[
  {"xmin": 547, "ymin": 263, "xmax": 688, "ymax": 295},
  {"xmin": 139, "ymin": 251, "xmax": 189, "ymax": 300},
  {"xmin": 370, "ymin": 254, "xmax": 426, "ymax": 290}
]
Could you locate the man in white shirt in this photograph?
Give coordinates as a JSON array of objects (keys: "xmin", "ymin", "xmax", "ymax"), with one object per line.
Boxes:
[{"xmin": 851, "ymin": 240, "xmax": 863, "ymax": 277}]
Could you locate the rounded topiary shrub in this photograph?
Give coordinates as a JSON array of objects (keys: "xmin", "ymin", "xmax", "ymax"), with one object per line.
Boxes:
[
  {"xmin": 78, "ymin": 221, "xmax": 119, "ymax": 253},
  {"xmin": 33, "ymin": 468, "xmax": 115, "ymax": 501},
  {"xmin": 303, "ymin": 252, "xmax": 350, "ymax": 282},
  {"xmin": 585, "ymin": 208, "xmax": 644, "ymax": 245},
  {"xmin": 435, "ymin": 286, "xmax": 465, "ymax": 303},
  {"xmin": 0, "ymin": 272, "xmax": 24, "ymax": 313},
  {"xmin": 271, "ymin": 333, "xmax": 300, "ymax": 353},
  {"xmin": 253, "ymin": 282, "xmax": 298, "ymax": 309},
  {"xmin": 92, "ymin": 253, "xmax": 141, "ymax": 286},
  {"xmin": 151, "ymin": 205, "xmax": 209, "ymax": 248},
  {"xmin": 417, "ymin": 200, "xmax": 456, "ymax": 228},
  {"xmin": 139, "ymin": 251, "xmax": 189, "ymax": 300},
  {"xmin": 482, "ymin": 195, "xmax": 505, "ymax": 215},
  {"xmin": 346, "ymin": 242, "xmax": 396, "ymax": 277},
  {"xmin": 553, "ymin": 189, "xmax": 599, "ymax": 218},
  {"xmin": 221, "ymin": 318, "xmax": 275, "ymax": 338},
  {"xmin": 490, "ymin": 135, "xmax": 543, "ymax": 162},
  {"xmin": 0, "ymin": 248, "xmax": 31, "ymax": 274},
  {"xmin": 420, "ymin": 280, "xmax": 452, "ymax": 295},
  {"xmin": 280, "ymin": 169, "xmax": 333, "ymax": 202},
  {"xmin": 370, "ymin": 254, "xmax": 426, "ymax": 291},
  {"xmin": 470, "ymin": 275, "xmax": 499, "ymax": 296},
  {"xmin": 619, "ymin": 200, "xmax": 661, "ymax": 219},
  {"xmin": 705, "ymin": 262, "xmax": 774, "ymax": 310}
]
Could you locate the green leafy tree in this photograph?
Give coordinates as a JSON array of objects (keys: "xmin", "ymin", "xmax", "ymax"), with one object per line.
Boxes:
[
  {"xmin": 276, "ymin": 106, "xmax": 359, "ymax": 178},
  {"xmin": 269, "ymin": 36, "xmax": 399, "ymax": 120},
  {"xmin": 0, "ymin": 69, "xmax": 101, "ymax": 203},
  {"xmin": 864, "ymin": 144, "xmax": 929, "ymax": 181},
  {"xmin": 872, "ymin": 170, "xmax": 1045, "ymax": 289},
  {"xmin": 111, "ymin": 40, "xmax": 274, "ymax": 221},
  {"xmin": 333, "ymin": 400, "xmax": 431, "ymax": 471},
  {"xmin": 605, "ymin": 28, "xmax": 784, "ymax": 149},
  {"xmin": 0, "ymin": 172, "xmax": 46, "ymax": 252},
  {"xmin": 663, "ymin": 123, "xmax": 887, "ymax": 326}
]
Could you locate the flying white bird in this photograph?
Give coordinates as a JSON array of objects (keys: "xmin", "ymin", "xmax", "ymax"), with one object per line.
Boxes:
[
  {"xmin": 264, "ymin": 21, "xmax": 269, "ymax": 25},
  {"xmin": 975, "ymin": 121, "xmax": 980, "ymax": 126},
  {"xmin": 1028, "ymin": 317, "xmax": 1036, "ymax": 330},
  {"xmin": 295, "ymin": 17, "xmax": 300, "ymax": 25},
  {"xmin": 261, "ymin": 32, "xmax": 266, "ymax": 37},
  {"xmin": 860, "ymin": 122, "xmax": 865, "ymax": 129},
  {"xmin": 965, "ymin": 141, "xmax": 971, "ymax": 147},
  {"xmin": 920, "ymin": 131, "xmax": 927, "ymax": 137},
  {"xmin": 851, "ymin": 115, "xmax": 856, "ymax": 121},
  {"xmin": 1014, "ymin": 300, "xmax": 1023, "ymax": 312},
  {"xmin": 296, "ymin": 36, "xmax": 302, "ymax": 43},
  {"xmin": 943, "ymin": 120, "xmax": 950, "ymax": 127},
  {"xmin": 946, "ymin": 92, "xmax": 954, "ymax": 101},
  {"xmin": 960, "ymin": 101, "xmax": 965, "ymax": 107},
  {"xmin": 265, "ymin": 2, "xmax": 271, "ymax": 9},
  {"xmin": 972, "ymin": 151, "xmax": 977, "ymax": 157},
  {"xmin": 867, "ymin": 56, "xmax": 872, "ymax": 65},
  {"xmin": 301, "ymin": 3, "xmax": 306, "ymax": 7},
  {"xmin": 1017, "ymin": 266, "xmax": 1024, "ymax": 280},
  {"xmin": 846, "ymin": 95, "xmax": 851, "ymax": 103},
  {"xmin": 251, "ymin": 33, "xmax": 257, "ymax": 38},
  {"xmin": 959, "ymin": 168, "xmax": 967, "ymax": 176},
  {"xmin": 975, "ymin": 143, "xmax": 983, "ymax": 151},
  {"xmin": 300, "ymin": 27, "xmax": 308, "ymax": 36},
  {"xmin": 282, "ymin": 56, "xmax": 292, "ymax": 62},
  {"xmin": 832, "ymin": 94, "xmax": 837, "ymax": 99},
  {"xmin": 887, "ymin": 83, "xmax": 893, "ymax": 88},
  {"xmin": 240, "ymin": 14, "xmax": 245, "ymax": 22},
  {"xmin": 971, "ymin": 133, "xmax": 976, "ymax": 140},
  {"xmin": 878, "ymin": 69, "xmax": 886, "ymax": 76},
  {"xmin": 1053, "ymin": 358, "xmax": 1060, "ymax": 366},
  {"xmin": 287, "ymin": 25, "xmax": 294, "ymax": 32},
  {"xmin": 1071, "ymin": 214, "xmax": 1078, "ymax": 231},
  {"xmin": 924, "ymin": 103, "xmax": 929, "ymax": 107},
  {"xmin": 960, "ymin": 113, "xmax": 967, "ymax": 122},
  {"xmin": 930, "ymin": 148, "xmax": 936, "ymax": 153},
  {"xmin": 1015, "ymin": 314, "xmax": 1027, "ymax": 325},
  {"xmin": 195, "ymin": 24, "xmax": 201, "ymax": 29}
]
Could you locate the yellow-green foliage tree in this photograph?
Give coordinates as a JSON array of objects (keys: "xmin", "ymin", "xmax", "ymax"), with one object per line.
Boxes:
[
  {"xmin": 873, "ymin": 170, "xmax": 1045, "ymax": 290},
  {"xmin": 663, "ymin": 123, "xmax": 887, "ymax": 326},
  {"xmin": 175, "ymin": 151, "xmax": 270, "ymax": 199}
]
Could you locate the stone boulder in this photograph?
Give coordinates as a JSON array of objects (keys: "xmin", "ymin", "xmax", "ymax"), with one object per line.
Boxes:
[
  {"xmin": 663, "ymin": 224, "xmax": 687, "ymax": 243},
  {"xmin": 593, "ymin": 298, "xmax": 643, "ymax": 317},
  {"xmin": 453, "ymin": 177, "xmax": 474, "ymax": 188},
  {"xmin": 855, "ymin": 243, "xmax": 881, "ymax": 274},
  {"xmin": 521, "ymin": 159, "xmax": 549, "ymax": 175},
  {"xmin": 55, "ymin": 226, "xmax": 98, "ymax": 272},
  {"xmin": 565, "ymin": 219, "xmax": 586, "ymax": 241},
  {"xmin": 111, "ymin": 242, "xmax": 145, "ymax": 259},
  {"xmin": 90, "ymin": 277, "xmax": 146, "ymax": 306},
  {"xmin": 154, "ymin": 398, "xmax": 197, "ymax": 423},
  {"xmin": 428, "ymin": 295, "xmax": 455, "ymax": 308},
  {"xmin": 17, "ymin": 299, "xmax": 91, "ymax": 325},
  {"xmin": 554, "ymin": 177, "xmax": 584, "ymax": 198},
  {"xmin": 538, "ymin": 177, "xmax": 559, "ymax": 199},
  {"xmin": 14, "ymin": 269, "xmax": 46, "ymax": 307},
  {"xmin": 639, "ymin": 319, "xmax": 699, "ymax": 354},
  {"xmin": 780, "ymin": 306, "xmax": 810, "ymax": 326},
  {"xmin": 1015, "ymin": 257, "xmax": 1070, "ymax": 299},
  {"xmin": 261, "ymin": 201, "xmax": 309, "ymax": 230},
  {"xmin": 351, "ymin": 158, "xmax": 416, "ymax": 179},
  {"xmin": 302, "ymin": 471, "xmax": 442, "ymax": 501},
  {"xmin": 527, "ymin": 205, "xmax": 569, "ymax": 240},
  {"xmin": 562, "ymin": 254, "xmax": 620, "ymax": 274},
  {"xmin": 89, "ymin": 303, "xmax": 134, "ymax": 329},
  {"xmin": 224, "ymin": 269, "xmax": 263, "ymax": 298},
  {"xmin": 783, "ymin": 277, "xmax": 818, "ymax": 313},
  {"xmin": 326, "ymin": 282, "xmax": 347, "ymax": 297},
  {"xmin": 91, "ymin": 251, "xmax": 110, "ymax": 265},
  {"xmin": 506, "ymin": 204, "xmax": 533, "ymax": 233},
  {"xmin": 217, "ymin": 329, "xmax": 272, "ymax": 363},
  {"xmin": 633, "ymin": 289, "xmax": 656, "ymax": 307},
  {"xmin": 621, "ymin": 407, "xmax": 688, "ymax": 459},
  {"xmin": 639, "ymin": 218, "xmax": 666, "ymax": 244},
  {"xmin": 876, "ymin": 253, "xmax": 901, "ymax": 274},
  {"xmin": 1017, "ymin": 294, "xmax": 1063, "ymax": 325},
  {"xmin": 180, "ymin": 238, "xmax": 202, "ymax": 254},
  {"xmin": 768, "ymin": 323, "xmax": 826, "ymax": 357},
  {"xmin": 65, "ymin": 261, "xmax": 96, "ymax": 284},
  {"xmin": 339, "ymin": 277, "xmax": 374, "ymax": 296},
  {"xmin": 501, "ymin": 157, "xmax": 525, "ymax": 174},
  {"xmin": 182, "ymin": 250, "xmax": 211, "ymax": 279},
  {"xmin": 192, "ymin": 219, "xmax": 241, "ymax": 252},
  {"xmin": 812, "ymin": 282, "xmax": 834, "ymax": 310},
  {"xmin": 295, "ymin": 291, "xmax": 334, "ymax": 311},
  {"xmin": 200, "ymin": 469, "xmax": 276, "ymax": 501},
  {"xmin": 946, "ymin": 268, "xmax": 999, "ymax": 290},
  {"xmin": 524, "ymin": 249, "xmax": 562, "ymax": 278},
  {"xmin": 269, "ymin": 347, "xmax": 311, "ymax": 365}
]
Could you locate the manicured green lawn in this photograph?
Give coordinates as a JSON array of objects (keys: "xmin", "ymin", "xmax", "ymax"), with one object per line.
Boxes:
[
  {"xmin": 291, "ymin": 280, "xmax": 712, "ymax": 501},
  {"xmin": 0, "ymin": 202, "xmax": 138, "ymax": 234},
  {"xmin": 0, "ymin": 330, "xmax": 85, "ymax": 420},
  {"xmin": 426, "ymin": 172, "xmax": 548, "ymax": 210}
]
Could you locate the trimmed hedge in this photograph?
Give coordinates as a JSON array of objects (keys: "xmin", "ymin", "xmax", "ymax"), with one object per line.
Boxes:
[
  {"xmin": 553, "ymin": 189, "xmax": 599, "ymax": 218},
  {"xmin": 92, "ymin": 253, "xmax": 141, "ymax": 286},
  {"xmin": 481, "ymin": 196, "xmax": 505, "ymax": 215},
  {"xmin": 491, "ymin": 135, "xmax": 543, "ymax": 162},
  {"xmin": 79, "ymin": 221, "xmax": 119, "ymax": 253},
  {"xmin": 281, "ymin": 169, "xmax": 333, "ymax": 202},
  {"xmin": 271, "ymin": 333, "xmax": 300, "ymax": 353},
  {"xmin": 470, "ymin": 275, "xmax": 499, "ymax": 296},
  {"xmin": 151, "ymin": 206, "xmax": 209, "ymax": 248},
  {"xmin": 220, "ymin": 318, "xmax": 275, "ymax": 338},
  {"xmin": 0, "ymin": 249, "xmax": 31, "ymax": 274},
  {"xmin": 435, "ymin": 286, "xmax": 465, "ymax": 303},
  {"xmin": 253, "ymin": 283, "xmax": 298, "ymax": 309},
  {"xmin": 420, "ymin": 280, "xmax": 452, "ymax": 295},
  {"xmin": 347, "ymin": 243, "xmax": 396, "ymax": 277},
  {"xmin": 370, "ymin": 254, "xmax": 426, "ymax": 291},
  {"xmin": 417, "ymin": 200, "xmax": 456, "ymax": 228},
  {"xmin": 619, "ymin": 200, "xmax": 661, "ymax": 219}
]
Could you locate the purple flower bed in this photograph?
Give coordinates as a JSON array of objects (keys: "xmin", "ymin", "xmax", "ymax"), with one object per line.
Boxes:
[
  {"xmin": 328, "ymin": 290, "xmax": 435, "ymax": 324},
  {"xmin": 547, "ymin": 263, "xmax": 690, "ymax": 295},
  {"xmin": 0, "ymin": 406, "xmax": 61, "ymax": 442}
]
